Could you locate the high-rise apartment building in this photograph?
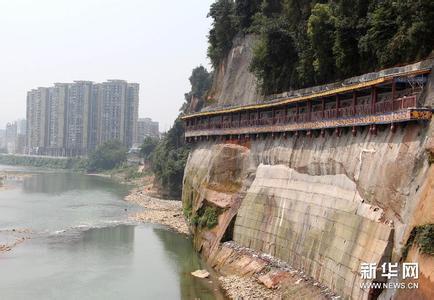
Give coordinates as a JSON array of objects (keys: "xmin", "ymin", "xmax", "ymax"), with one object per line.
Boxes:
[
  {"xmin": 17, "ymin": 119, "xmax": 27, "ymax": 136},
  {"xmin": 0, "ymin": 129, "xmax": 5, "ymax": 150},
  {"xmin": 96, "ymin": 80, "xmax": 127, "ymax": 145},
  {"xmin": 1, "ymin": 120, "xmax": 26, "ymax": 154},
  {"xmin": 26, "ymin": 87, "xmax": 49, "ymax": 154},
  {"xmin": 26, "ymin": 80, "xmax": 139, "ymax": 156},
  {"xmin": 47, "ymin": 83, "xmax": 67, "ymax": 156},
  {"xmin": 5, "ymin": 122, "xmax": 18, "ymax": 153},
  {"xmin": 94, "ymin": 80, "xmax": 139, "ymax": 149},
  {"xmin": 126, "ymin": 83, "xmax": 139, "ymax": 148},
  {"xmin": 135, "ymin": 118, "xmax": 159, "ymax": 144},
  {"xmin": 65, "ymin": 81, "xmax": 92, "ymax": 156}
]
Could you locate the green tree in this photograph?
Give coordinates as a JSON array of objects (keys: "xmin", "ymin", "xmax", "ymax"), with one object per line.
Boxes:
[
  {"xmin": 182, "ymin": 66, "xmax": 212, "ymax": 113},
  {"xmin": 144, "ymin": 65, "xmax": 212, "ymax": 198},
  {"xmin": 307, "ymin": 3, "xmax": 337, "ymax": 83},
  {"xmin": 360, "ymin": 0, "xmax": 434, "ymax": 68},
  {"xmin": 332, "ymin": 0, "xmax": 370, "ymax": 77},
  {"xmin": 87, "ymin": 140, "xmax": 127, "ymax": 171},
  {"xmin": 140, "ymin": 137, "xmax": 159, "ymax": 161},
  {"xmin": 235, "ymin": 0, "xmax": 262, "ymax": 31},
  {"xmin": 207, "ymin": 0, "xmax": 238, "ymax": 67},
  {"xmin": 189, "ymin": 66, "xmax": 212, "ymax": 99},
  {"xmin": 250, "ymin": 17, "xmax": 298, "ymax": 94},
  {"xmin": 237, "ymin": 0, "xmax": 433, "ymax": 94},
  {"xmin": 151, "ymin": 120, "xmax": 189, "ymax": 198}
]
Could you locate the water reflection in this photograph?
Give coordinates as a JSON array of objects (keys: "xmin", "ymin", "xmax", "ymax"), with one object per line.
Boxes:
[
  {"xmin": 0, "ymin": 166, "xmax": 223, "ymax": 299},
  {"xmin": 49, "ymin": 225, "xmax": 136, "ymax": 254},
  {"xmin": 153, "ymin": 228, "xmax": 227, "ymax": 300},
  {"xmin": 21, "ymin": 173, "xmax": 129, "ymax": 196}
]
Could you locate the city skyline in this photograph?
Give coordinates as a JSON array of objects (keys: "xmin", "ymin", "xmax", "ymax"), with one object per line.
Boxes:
[
  {"xmin": 25, "ymin": 79, "xmax": 147, "ymax": 156},
  {"xmin": 0, "ymin": 0, "xmax": 213, "ymax": 131}
]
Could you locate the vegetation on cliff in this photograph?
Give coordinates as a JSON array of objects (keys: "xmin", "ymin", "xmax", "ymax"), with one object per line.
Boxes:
[
  {"xmin": 184, "ymin": 201, "xmax": 220, "ymax": 230},
  {"xmin": 181, "ymin": 66, "xmax": 213, "ymax": 112},
  {"xmin": 141, "ymin": 66, "xmax": 212, "ymax": 199},
  {"xmin": 207, "ymin": 0, "xmax": 434, "ymax": 94},
  {"xmin": 402, "ymin": 224, "xmax": 434, "ymax": 258},
  {"xmin": 149, "ymin": 119, "xmax": 190, "ymax": 198},
  {"xmin": 140, "ymin": 137, "xmax": 159, "ymax": 162}
]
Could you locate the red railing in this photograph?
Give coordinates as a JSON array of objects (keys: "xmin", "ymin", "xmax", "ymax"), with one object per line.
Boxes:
[{"xmin": 186, "ymin": 96, "xmax": 417, "ymax": 131}]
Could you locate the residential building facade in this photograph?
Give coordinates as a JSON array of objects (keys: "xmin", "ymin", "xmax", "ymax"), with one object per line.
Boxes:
[
  {"xmin": 135, "ymin": 118, "xmax": 159, "ymax": 145},
  {"xmin": 26, "ymin": 80, "xmax": 140, "ymax": 156}
]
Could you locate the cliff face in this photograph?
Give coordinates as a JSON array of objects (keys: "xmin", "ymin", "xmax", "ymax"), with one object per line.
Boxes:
[
  {"xmin": 183, "ymin": 36, "xmax": 434, "ymax": 299},
  {"xmin": 207, "ymin": 35, "xmax": 261, "ymax": 108}
]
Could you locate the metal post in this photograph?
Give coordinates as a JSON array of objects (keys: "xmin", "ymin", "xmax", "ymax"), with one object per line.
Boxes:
[
  {"xmin": 371, "ymin": 87, "xmax": 377, "ymax": 114},
  {"xmin": 352, "ymin": 92, "xmax": 357, "ymax": 116},
  {"xmin": 308, "ymin": 101, "xmax": 312, "ymax": 122},
  {"xmin": 336, "ymin": 95, "xmax": 340, "ymax": 118},
  {"xmin": 392, "ymin": 78, "xmax": 396, "ymax": 100},
  {"xmin": 321, "ymin": 98, "xmax": 325, "ymax": 119},
  {"xmin": 296, "ymin": 103, "xmax": 299, "ymax": 122}
]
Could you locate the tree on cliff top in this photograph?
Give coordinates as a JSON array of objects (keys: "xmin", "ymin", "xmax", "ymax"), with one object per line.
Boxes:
[
  {"xmin": 207, "ymin": 0, "xmax": 434, "ymax": 95},
  {"xmin": 207, "ymin": 0, "xmax": 238, "ymax": 68},
  {"xmin": 181, "ymin": 66, "xmax": 212, "ymax": 113}
]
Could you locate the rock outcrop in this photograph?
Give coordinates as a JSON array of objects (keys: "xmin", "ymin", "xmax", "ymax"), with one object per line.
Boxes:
[
  {"xmin": 182, "ymin": 36, "xmax": 434, "ymax": 299},
  {"xmin": 207, "ymin": 35, "xmax": 261, "ymax": 108}
]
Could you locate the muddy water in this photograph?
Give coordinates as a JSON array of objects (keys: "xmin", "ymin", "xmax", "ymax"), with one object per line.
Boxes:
[{"xmin": 0, "ymin": 166, "xmax": 225, "ymax": 300}]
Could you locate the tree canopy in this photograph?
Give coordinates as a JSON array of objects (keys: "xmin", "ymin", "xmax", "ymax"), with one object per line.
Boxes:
[
  {"xmin": 87, "ymin": 140, "xmax": 127, "ymax": 172},
  {"xmin": 140, "ymin": 137, "xmax": 159, "ymax": 161},
  {"xmin": 207, "ymin": 0, "xmax": 434, "ymax": 95},
  {"xmin": 146, "ymin": 66, "xmax": 212, "ymax": 198}
]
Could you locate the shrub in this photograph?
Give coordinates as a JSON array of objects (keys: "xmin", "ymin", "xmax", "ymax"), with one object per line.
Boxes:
[
  {"xmin": 87, "ymin": 140, "xmax": 127, "ymax": 172},
  {"xmin": 402, "ymin": 224, "xmax": 434, "ymax": 259}
]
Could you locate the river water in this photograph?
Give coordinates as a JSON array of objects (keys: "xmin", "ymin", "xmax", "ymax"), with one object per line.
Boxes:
[{"xmin": 0, "ymin": 166, "xmax": 224, "ymax": 300}]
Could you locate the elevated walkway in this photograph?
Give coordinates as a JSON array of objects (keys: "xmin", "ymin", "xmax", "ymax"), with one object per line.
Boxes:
[{"xmin": 183, "ymin": 60, "xmax": 433, "ymax": 141}]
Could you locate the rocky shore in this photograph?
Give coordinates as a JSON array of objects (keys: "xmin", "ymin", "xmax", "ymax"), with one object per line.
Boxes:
[
  {"xmin": 211, "ymin": 242, "xmax": 335, "ymax": 300},
  {"xmin": 123, "ymin": 169, "xmax": 332, "ymax": 299},
  {"xmin": 125, "ymin": 188, "xmax": 190, "ymax": 235},
  {"xmin": 124, "ymin": 185, "xmax": 332, "ymax": 299},
  {"xmin": 219, "ymin": 275, "xmax": 280, "ymax": 299},
  {"xmin": 0, "ymin": 229, "xmax": 32, "ymax": 253}
]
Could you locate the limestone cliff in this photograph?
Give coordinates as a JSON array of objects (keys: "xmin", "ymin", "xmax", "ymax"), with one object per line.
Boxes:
[
  {"xmin": 182, "ymin": 36, "xmax": 434, "ymax": 299},
  {"xmin": 206, "ymin": 35, "xmax": 261, "ymax": 108}
]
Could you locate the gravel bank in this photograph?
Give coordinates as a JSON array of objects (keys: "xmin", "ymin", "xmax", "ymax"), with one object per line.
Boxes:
[
  {"xmin": 219, "ymin": 275, "xmax": 281, "ymax": 299},
  {"xmin": 0, "ymin": 229, "xmax": 32, "ymax": 253},
  {"xmin": 125, "ymin": 188, "xmax": 190, "ymax": 235}
]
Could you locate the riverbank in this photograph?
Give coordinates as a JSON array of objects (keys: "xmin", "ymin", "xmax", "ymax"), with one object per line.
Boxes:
[
  {"xmin": 0, "ymin": 229, "xmax": 32, "ymax": 253},
  {"xmin": 103, "ymin": 164, "xmax": 190, "ymax": 235},
  {"xmin": 211, "ymin": 241, "xmax": 335, "ymax": 300},
  {"xmin": 0, "ymin": 154, "xmax": 86, "ymax": 170},
  {"xmin": 119, "ymin": 168, "xmax": 304, "ymax": 299},
  {"xmin": 126, "ymin": 188, "xmax": 189, "ymax": 235},
  {"xmin": 122, "ymin": 177, "xmax": 312, "ymax": 299},
  {"xmin": 0, "ymin": 171, "xmax": 32, "ymax": 190}
]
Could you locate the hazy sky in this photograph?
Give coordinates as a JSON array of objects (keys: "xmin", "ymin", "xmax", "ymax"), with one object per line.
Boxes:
[{"xmin": 0, "ymin": 0, "xmax": 213, "ymax": 131}]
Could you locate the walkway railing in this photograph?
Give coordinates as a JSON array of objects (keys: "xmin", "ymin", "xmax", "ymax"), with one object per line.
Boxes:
[{"xmin": 187, "ymin": 96, "xmax": 417, "ymax": 132}]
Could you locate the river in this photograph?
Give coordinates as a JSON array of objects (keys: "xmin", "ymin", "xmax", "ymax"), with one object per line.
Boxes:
[{"xmin": 0, "ymin": 165, "xmax": 225, "ymax": 300}]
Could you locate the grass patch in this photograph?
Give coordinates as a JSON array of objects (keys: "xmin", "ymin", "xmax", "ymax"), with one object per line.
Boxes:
[
  {"xmin": 188, "ymin": 204, "xmax": 221, "ymax": 229},
  {"xmin": 402, "ymin": 224, "xmax": 434, "ymax": 259},
  {"xmin": 427, "ymin": 149, "xmax": 434, "ymax": 165}
]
